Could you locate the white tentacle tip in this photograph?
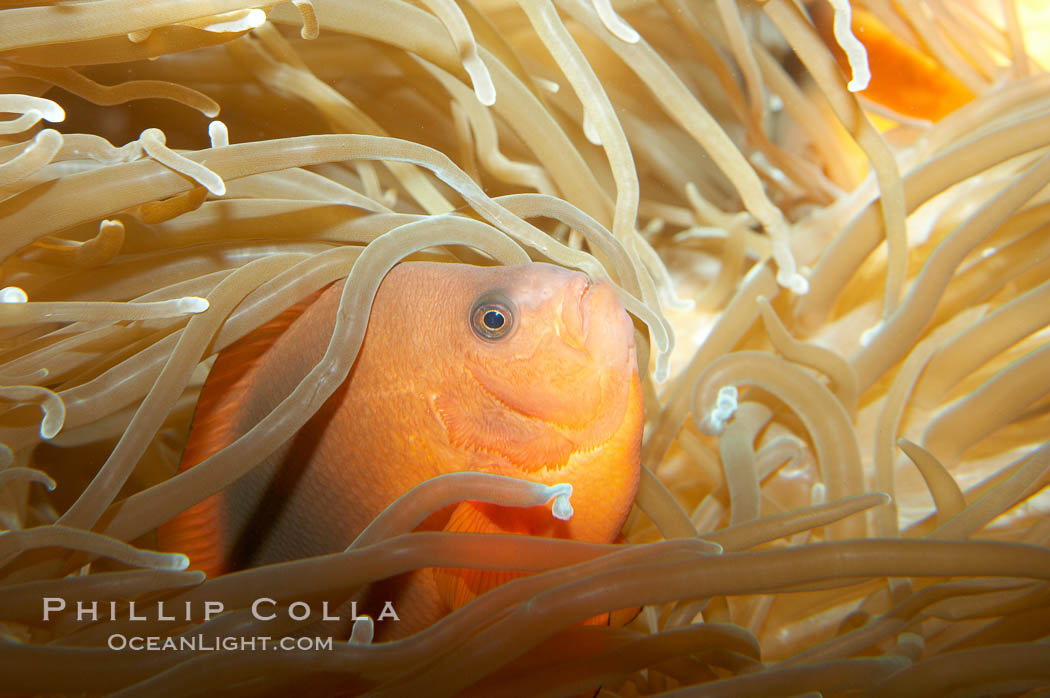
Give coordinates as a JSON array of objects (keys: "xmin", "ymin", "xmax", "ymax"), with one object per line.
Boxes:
[
  {"xmin": 582, "ymin": 112, "xmax": 602, "ymax": 146},
  {"xmin": 534, "ymin": 77, "xmax": 560, "ymax": 94},
  {"xmin": 40, "ymin": 415, "xmax": 63, "ymax": 440},
  {"xmin": 37, "ymin": 101, "xmax": 66, "ymax": 123},
  {"xmin": 292, "ymin": 0, "xmax": 320, "ymax": 39},
  {"xmin": 208, "ymin": 120, "xmax": 229, "ymax": 148},
  {"xmin": 860, "ymin": 321, "xmax": 883, "ymax": 347},
  {"xmin": 826, "ymin": 0, "xmax": 871, "ymax": 91},
  {"xmin": 702, "ymin": 385, "xmax": 738, "ymax": 435},
  {"xmin": 350, "ymin": 615, "xmax": 375, "ymax": 644},
  {"xmin": 547, "ymin": 483, "xmax": 574, "ymax": 521},
  {"xmin": 847, "ymin": 74, "xmax": 871, "ymax": 93},
  {"xmin": 463, "ymin": 56, "xmax": 496, "ymax": 106},
  {"xmin": 0, "ymin": 287, "xmax": 28, "ymax": 303},
  {"xmin": 177, "ymin": 296, "xmax": 210, "ymax": 314},
  {"xmin": 777, "ymin": 270, "xmax": 809, "ymax": 295},
  {"xmin": 35, "ymin": 128, "xmax": 63, "ymax": 148},
  {"xmin": 154, "ymin": 552, "xmax": 190, "ymax": 571}
]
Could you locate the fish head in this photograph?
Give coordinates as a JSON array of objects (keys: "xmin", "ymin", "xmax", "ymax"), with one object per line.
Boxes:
[{"xmin": 405, "ymin": 261, "xmax": 643, "ymax": 544}]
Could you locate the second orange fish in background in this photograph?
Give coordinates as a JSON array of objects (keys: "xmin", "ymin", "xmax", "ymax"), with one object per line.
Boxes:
[{"xmin": 811, "ymin": 2, "xmax": 975, "ymax": 121}]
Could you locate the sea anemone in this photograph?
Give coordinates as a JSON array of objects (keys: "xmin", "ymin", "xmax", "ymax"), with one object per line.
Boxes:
[{"xmin": 1, "ymin": 0, "xmax": 1049, "ymax": 696}]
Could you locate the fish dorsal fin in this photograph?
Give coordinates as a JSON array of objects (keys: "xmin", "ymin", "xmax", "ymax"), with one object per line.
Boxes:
[{"xmin": 157, "ymin": 287, "xmax": 328, "ymax": 577}]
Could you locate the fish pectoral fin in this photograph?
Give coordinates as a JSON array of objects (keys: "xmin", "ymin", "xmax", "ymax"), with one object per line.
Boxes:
[
  {"xmin": 431, "ymin": 501, "xmax": 532, "ymax": 613},
  {"xmin": 431, "ymin": 505, "xmax": 635, "ymax": 628}
]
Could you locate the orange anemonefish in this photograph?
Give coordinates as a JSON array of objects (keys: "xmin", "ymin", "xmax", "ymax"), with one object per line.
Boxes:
[{"xmin": 159, "ymin": 262, "xmax": 643, "ymax": 638}]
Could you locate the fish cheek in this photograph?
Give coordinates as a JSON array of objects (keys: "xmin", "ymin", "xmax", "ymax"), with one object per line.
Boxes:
[
  {"xmin": 468, "ymin": 338, "xmax": 602, "ymax": 430},
  {"xmin": 432, "ymin": 389, "xmax": 575, "ymax": 471}
]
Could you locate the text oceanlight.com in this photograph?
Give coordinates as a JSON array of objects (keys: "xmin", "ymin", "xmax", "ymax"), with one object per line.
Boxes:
[{"xmin": 106, "ymin": 634, "xmax": 334, "ymax": 652}]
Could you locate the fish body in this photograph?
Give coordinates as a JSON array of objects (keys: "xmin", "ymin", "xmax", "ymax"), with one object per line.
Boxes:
[{"xmin": 159, "ymin": 262, "xmax": 643, "ymax": 636}]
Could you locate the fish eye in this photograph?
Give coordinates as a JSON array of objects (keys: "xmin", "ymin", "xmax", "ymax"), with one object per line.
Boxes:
[{"xmin": 470, "ymin": 295, "xmax": 515, "ymax": 341}]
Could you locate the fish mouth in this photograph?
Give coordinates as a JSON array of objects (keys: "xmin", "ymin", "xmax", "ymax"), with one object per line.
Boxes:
[
  {"xmin": 558, "ymin": 275, "xmax": 590, "ymax": 349},
  {"xmin": 563, "ymin": 277, "xmax": 635, "ymax": 363}
]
